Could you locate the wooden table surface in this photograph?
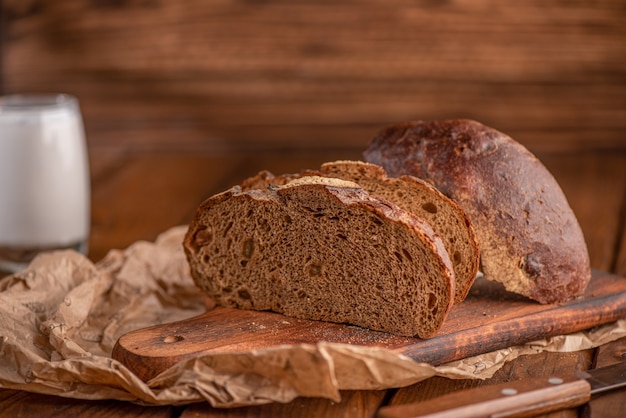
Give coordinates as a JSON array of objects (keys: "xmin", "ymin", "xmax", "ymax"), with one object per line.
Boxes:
[{"xmin": 1, "ymin": 148, "xmax": 625, "ymax": 418}]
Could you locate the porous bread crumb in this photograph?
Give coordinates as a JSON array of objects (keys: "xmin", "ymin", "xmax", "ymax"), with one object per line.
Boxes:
[
  {"xmin": 318, "ymin": 161, "xmax": 479, "ymax": 303},
  {"xmin": 184, "ymin": 179, "xmax": 455, "ymax": 338},
  {"xmin": 242, "ymin": 160, "xmax": 479, "ymax": 303}
]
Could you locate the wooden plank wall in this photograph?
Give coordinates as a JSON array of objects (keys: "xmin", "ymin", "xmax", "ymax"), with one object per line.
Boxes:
[{"xmin": 1, "ymin": 0, "xmax": 625, "ymax": 155}]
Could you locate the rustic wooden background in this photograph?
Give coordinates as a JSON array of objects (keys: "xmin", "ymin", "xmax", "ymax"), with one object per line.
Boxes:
[{"xmin": 1, "ymin": 0, "xmax": 625, "ymax": 157}]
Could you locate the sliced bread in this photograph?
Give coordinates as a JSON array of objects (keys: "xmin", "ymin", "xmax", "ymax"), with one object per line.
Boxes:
[
  {"xmin": 184, "ymin": 176, "xmax": 455, "ymax": 338},
  {"xmin": 242, "ymin": 160, "xmax": 479, "ymax": 303}
]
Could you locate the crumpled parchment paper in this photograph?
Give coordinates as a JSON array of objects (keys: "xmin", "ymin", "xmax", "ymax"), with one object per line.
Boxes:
[{"xmin": 0, "ymin": 226, "xmax": 624, "ymax": 407}]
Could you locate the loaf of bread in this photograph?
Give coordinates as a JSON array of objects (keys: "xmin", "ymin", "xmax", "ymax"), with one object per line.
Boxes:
[
  {"xmin": 364, "ymin": 119, "xmax": 591, "ymax": 304},
  {"xmin": 243, "ymin": 160, "xmax": 479, "ymax": 303},
  {"xmin": 184, "ymin": 176, "xmax": 456, "ymax": 338}
]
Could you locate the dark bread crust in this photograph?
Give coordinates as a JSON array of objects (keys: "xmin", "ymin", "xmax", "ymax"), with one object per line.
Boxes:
[
  {"xmin": 364, "ymin": 119, "xmax": 591, "ymax": 304},
  {"xmin": 184, "ymin": 178, "xmax": 456, "ymax": 338}
]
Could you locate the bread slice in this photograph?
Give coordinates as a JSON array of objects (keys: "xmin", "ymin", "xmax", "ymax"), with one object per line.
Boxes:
[
  {"xmin": 242, "ymin": 160, "xmax": 479, "ymax": 303},
  {"xmin": 184, "ymin": 176, "xmax": 455, "ymax": 338},
  {"xmin": 364, "ymin": 119, "xmax": 591, "ymax": 304}
]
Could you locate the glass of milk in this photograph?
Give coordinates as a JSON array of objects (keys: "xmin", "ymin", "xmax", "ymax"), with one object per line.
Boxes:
[{"xmin": 0, "ymin": 94, "xmax": 90, "ymax": 274}]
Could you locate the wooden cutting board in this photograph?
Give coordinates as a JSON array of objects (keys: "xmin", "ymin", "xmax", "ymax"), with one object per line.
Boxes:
[{"xmin": 112, "ymin": 269, "xmax": 626, "ymax": 381}]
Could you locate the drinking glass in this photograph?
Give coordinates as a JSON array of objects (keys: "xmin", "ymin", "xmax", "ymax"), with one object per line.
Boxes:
[{"xmin": 0, "ymin": 94, "xmax": 90, "ymax": 274}]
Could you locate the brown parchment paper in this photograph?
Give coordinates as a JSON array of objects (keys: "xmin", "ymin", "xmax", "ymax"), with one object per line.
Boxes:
[{"xmin": 1, "ymin": 226, "xmax": 625, "ymax": 407}]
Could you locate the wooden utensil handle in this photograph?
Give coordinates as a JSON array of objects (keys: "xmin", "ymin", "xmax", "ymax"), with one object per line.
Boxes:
[{"xmin": 377, "ymin": 374, "xmax": 590, "ymax": 418}]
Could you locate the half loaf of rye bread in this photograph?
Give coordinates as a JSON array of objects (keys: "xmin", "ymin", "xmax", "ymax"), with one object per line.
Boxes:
[
  {"xmin": 184, "ymin": 176, "xmax": 455, "ymax": 338},
  {"xmin": 364, "ymin": 119, "xmax": 591, "ymax": 304},
  {"xmin": 242, "ymin": 160, "xmax": 479, "ymax": 303}
]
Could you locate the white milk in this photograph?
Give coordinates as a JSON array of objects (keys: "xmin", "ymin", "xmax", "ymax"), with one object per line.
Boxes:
[{"xmin": 0, "ymin": 95, "xmax": 90, "ymax": 269}]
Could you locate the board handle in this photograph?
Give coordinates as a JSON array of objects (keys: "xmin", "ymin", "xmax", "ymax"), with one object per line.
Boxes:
[{"xmin": 377, "ymin": 373, "xmax": 590, "ymax": 418}]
